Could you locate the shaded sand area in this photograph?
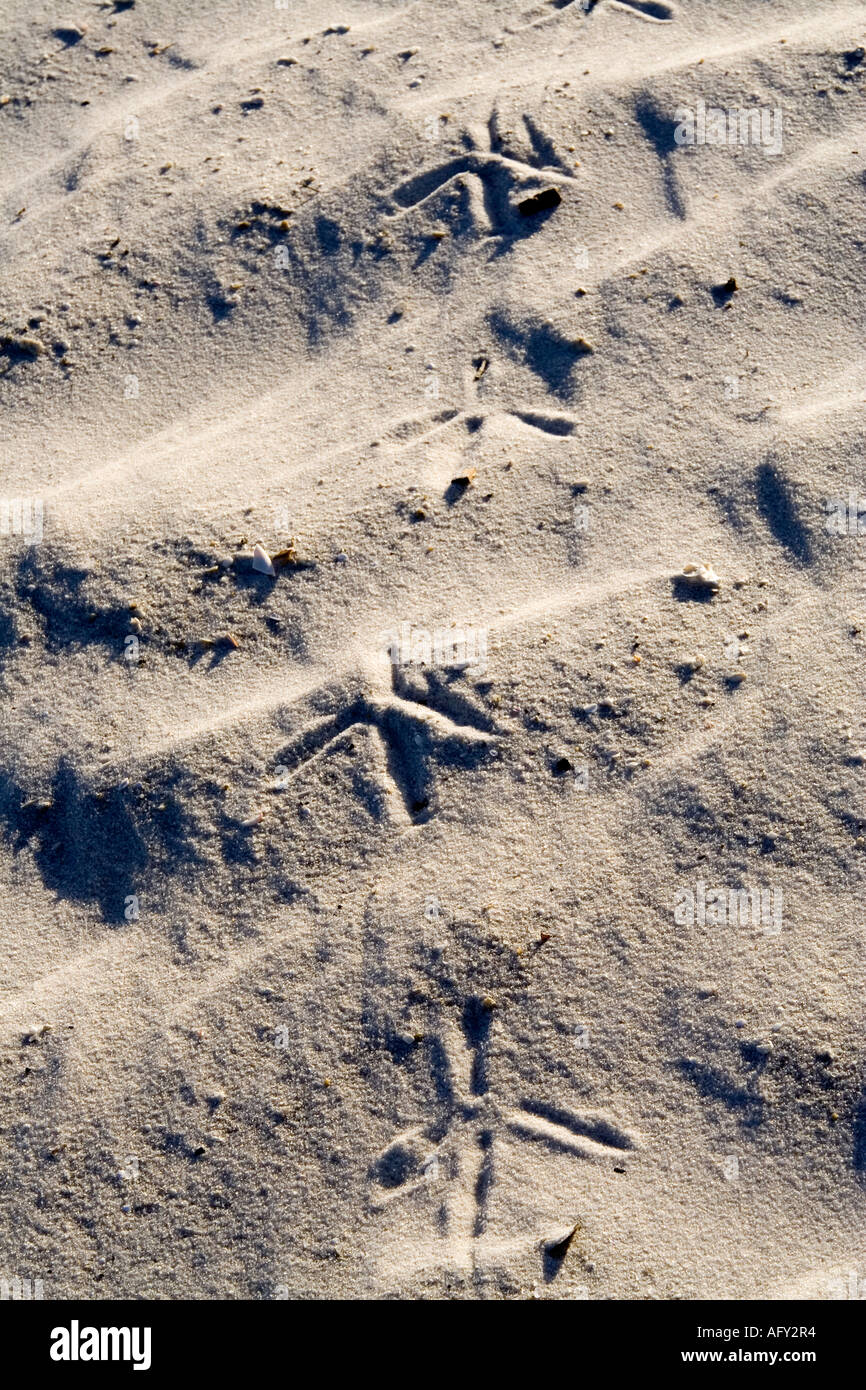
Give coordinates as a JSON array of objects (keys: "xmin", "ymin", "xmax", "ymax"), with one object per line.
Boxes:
[{"xmin": 0, "ymin": 0, "xmax": 864, "ymax": 1298}]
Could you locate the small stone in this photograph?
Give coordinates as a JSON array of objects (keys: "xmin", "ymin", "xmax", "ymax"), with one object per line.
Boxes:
[
  {"xmin": 544, "ymin": 1222, "xmax": 579, "ymax": 1259},
  {"xmin": 517, "ymin": 187, "xmax": 562, "ymax": 217},
  {"xmin": 53, "ymin": 23, "xmax": 87, "ymax": 45},
  {"xmin": 712, "ymin": 276, "xmax": 738, "ymax": 306},
  {"xmin": 450, "ymin": 468, "xmax": 476, "ymax": 489},
  {"xmin": 5, "ymin": 336, "xmax": 45, "ymax": 359}
]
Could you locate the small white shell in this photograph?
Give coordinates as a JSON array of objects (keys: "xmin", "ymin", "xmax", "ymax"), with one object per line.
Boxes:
[
  {"xmin": 680, "ymin": 562, "xmax": 719, "ymax": 590},
  {"xmin": 252, "ymin": 544, "xmax": 276, "ymax": 577}
]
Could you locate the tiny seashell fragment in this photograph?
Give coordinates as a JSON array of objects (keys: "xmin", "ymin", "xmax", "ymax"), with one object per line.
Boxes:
[
  {"xmin": 272, "ymin": 540, "xmax": 300, "ymax": 567},
  {"xmin": 252, "ymin": 544, "xmax": 276, "ymax": 576},
  {"xmin": 240, "ymin": 810, "xmax": 265, "ymax": 828},
  {"xmin": 680, "ymin": 562, "xmax": 719, "ymax": 592}
]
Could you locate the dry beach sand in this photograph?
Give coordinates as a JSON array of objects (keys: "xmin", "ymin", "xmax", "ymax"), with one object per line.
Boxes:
[{"xmin": 0, "ymin": 0, "xmax": 865, "ymax": 1300}]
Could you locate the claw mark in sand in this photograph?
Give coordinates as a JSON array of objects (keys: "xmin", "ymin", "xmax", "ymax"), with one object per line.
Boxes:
[
  {"xmin": 613, "ymin": 0, "xmax": 674, "ymax": 20},
  {"xmin": 634, "ymin": 94, "xmax": 686, "ymax": 220},
  {"xmin": 275, "ymin": 667, "xmax": 499, "ymax": 824},
  {"xmin": 368, "ymin": 997, "xmax": 640, "ymax": 1275},
  {"xmin": 388, "ymin": 109, "xmax": 575, "ymax": 245},
  {"xmin": 520, "ymin": 0, "xmax": 672, "ymax": 30}
]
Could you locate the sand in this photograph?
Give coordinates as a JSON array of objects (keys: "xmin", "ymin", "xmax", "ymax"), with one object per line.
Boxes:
[{"xmin": 0, "ymin": 0, "xmax": 864, "ymax": 1300}]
